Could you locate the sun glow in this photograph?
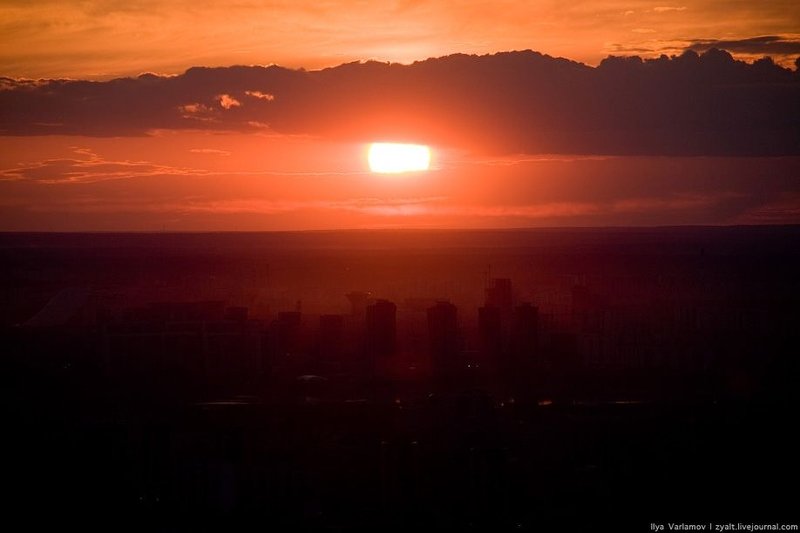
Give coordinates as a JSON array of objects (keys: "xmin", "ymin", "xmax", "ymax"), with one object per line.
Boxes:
[{"xmin": 368, "ymin": 143, "xmax": 431, "ymax": 173}]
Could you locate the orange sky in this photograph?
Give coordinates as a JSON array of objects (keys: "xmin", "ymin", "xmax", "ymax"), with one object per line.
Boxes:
[
  {"xmin": 1, "ymin": 1, "xmax": 799, "ymax": 230},
  {"xmin": 2, "ymin": 133, "xmax": 798, "ymax": 231},
  {"xmin": 1, "ymin": 1, "xmax": 799, "ymax": 78}
]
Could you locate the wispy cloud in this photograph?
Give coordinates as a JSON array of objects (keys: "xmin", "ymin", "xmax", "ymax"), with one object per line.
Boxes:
[
  {"xmin": 17, "ymin": 195, "xmax": 449, "ymax": 217},
  {"xmin": 734, "ymin": 193, "xmax": 800, "ymax": 224},
  {"xmin": 0, "ymin": 144, "xmax": 369, "ymax": 186},
  {"xmin": 4, "ymin": 151, "xmax": 798, "ymax": 229},
  {"xmin": 421, "ymin": 193, "xmax": 736, "ymax": 220},
  {"xmin": 188, "ymin": 148, "xmax": 232, "ymax": 156},
  {"xmin": 0, "ymin": 147, "xmax": 209, "ymax": 184},
  {"xmin": 178, "ymin": 103, "xmax": 218, "ymax": 122},
  {"xmin": 652, "ymin": 6, "xmax": 687, "ymax": 13},
  {"xmin": 467, "ymin": 155, "xmax": 613, "ymax": 167},
  {"xmin": 245, "ymin": 90, "xmax": 276, "ymax": 101}
]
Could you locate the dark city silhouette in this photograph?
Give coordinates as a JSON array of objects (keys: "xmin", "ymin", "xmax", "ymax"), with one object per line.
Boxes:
[
  {"xmin": 2, "ymin": 4, "xmax": 800, "ymax": 527},
  {"xmin": 1, "ymin": 227, "xmax": 799, "ymax": 530}
]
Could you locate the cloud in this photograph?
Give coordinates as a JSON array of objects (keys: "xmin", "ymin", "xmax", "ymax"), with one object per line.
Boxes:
[
  {"xmin": 466, "ymin": 154, "xmax": 612, "ymax": 167},
  {"xmin": 686, "ymin": 35, "xmax": 800, "ymax": 56},
  {"xmin": 1, "ymin": 50, "xmax": 798, "ymax": 155},
  {"xmin": 734, "ymin": 193, "xmax": 800, "ymax": 224},
  {"xmin": 178, "ymin": 102, "xmax": 217, "ymax": 122},
  {"xmin": 217, "ymin": 93, "xmax": 241, "ymax": 109},
  {"xmin": 653, "ymin": 6, "xmax": 687, "ymax": 13},
  {"xmin": 189, "ymin": 148, "xmax": 231, "ymax": 155},
  {"xmin": 0, "ymin": 147, "xmax": 208, "ymax": 183},
  {"xmin": 4, "ymin": 152, "xmax": 798, "ymax": 229},
  {"xmin": 328, "ymin": 196, "xmax": 446, "ymax": 216},
  {"xmin": 608, "ymin": 34, "xmax": 800, "ymax": 68},
  {"xmin": 14, "ymin": 195, "xmax": 449, "ymax": 217},
  {"xmin": 3, "ymin": 190, "xmax": 738, "ymax": 221},
  {"xmin": 245, "ymin": 90, "xmax": 275, "ymax": 101},
  {"xmin": 418, "ymin": 193, "xmax": 738, "ymax": 220}
]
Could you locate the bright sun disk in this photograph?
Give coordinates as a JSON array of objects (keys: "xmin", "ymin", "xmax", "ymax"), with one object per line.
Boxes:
[{"xmin": 368, "ymin": 143, "xmax": 431, "ymax": 173}]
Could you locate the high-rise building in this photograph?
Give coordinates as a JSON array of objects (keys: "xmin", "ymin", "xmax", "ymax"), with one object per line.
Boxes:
[
  {"xmin": 318, "ymin": 314, "xmax": 344, "ymax": 359},
  {"xmin": 427, "ymin": 301, "xmax": 460, "ymax": 374},
  {"xmin": 366, "ymin": 299, "xmax": 396, "ymax": 357},
  {"xmin": 478, "ymin": 305, "xmax": 503, "ymax": 356},
  {"xmin": 346, "ymin": 291, "xmax": 371, "ymax": 318},
  {"xmin": 512, "ymin": 302, "xmax": 539, "ymax": 364},
  {"xmin": 271, "ymin": 311, "xmax": 302, "ymax": 357},
  {"xmin": 485, "ymin": 278, "xmax": 513, "ymax": 314}
]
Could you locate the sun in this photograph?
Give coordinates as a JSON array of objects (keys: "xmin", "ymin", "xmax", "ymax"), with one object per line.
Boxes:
[{"xmin": 368, "ymin": 143, "xmax": 431, "ymax": 173}]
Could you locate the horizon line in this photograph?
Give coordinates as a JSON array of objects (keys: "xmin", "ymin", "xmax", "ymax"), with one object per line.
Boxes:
[{"xmin": 2, "ymin": 224, "xmax": 799, "ymax": 235}]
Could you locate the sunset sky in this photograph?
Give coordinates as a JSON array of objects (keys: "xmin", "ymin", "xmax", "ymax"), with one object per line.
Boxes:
[{"xmin": 1, "ymin": 1, "xmax": 799, "ymax": 230}]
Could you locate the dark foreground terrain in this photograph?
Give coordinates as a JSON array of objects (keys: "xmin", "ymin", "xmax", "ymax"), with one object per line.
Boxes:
[{"xmin": 1, "ymin": 227, "xmax": 798, "ymax": 531}]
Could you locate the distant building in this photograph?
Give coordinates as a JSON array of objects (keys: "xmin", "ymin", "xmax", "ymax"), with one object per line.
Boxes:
[
  {"xmin": 549, "ymin": 331, "xmax": 580, "ymax": 370},
  {"xmin": 318, "ymin": 314, "xmax": 344, "ymax": 358},
  {"xmin": 366, "ymin": 299, "xmax": 396, "ymax": 357},
  {"xmin": 346, "ymin": 291, "xmax": 371, "ymax": 318},
  {"xmin": 104, "ymin": 300, "xmax": 264, "ymax": 395},
  {"xmin": 271, "ymin": 311, "xmax": 303, "ymax": 357},
  {"xmin": 427, "ymin": 301, "xmax": 461, "ymax": 375},
  {"xmin": 478, "ymin": 305, "xmax": 503, "ymax": 356},
  {"xmin": 277, "ymin": 311, "xmax": 301, "ymax": 327},
  {"xmin": 485, "ymin": 278, "xmax": 513, "ymax": 314},
  {"xmin": 147, "ymin": 300, "xmax": 226, "ymax": 322},
  {"xmin": 225, "ymin": 306, "xmax": 249, "ymax": 323},
  {"xmin": 512, "ymin": 302, "xmax": 539, "ymax": 362},
  {"xmin": 23, "ymin": 287, "xmax": 96, "ymax": 328}
]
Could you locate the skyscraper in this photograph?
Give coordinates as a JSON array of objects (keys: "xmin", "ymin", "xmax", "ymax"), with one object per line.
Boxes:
[
  {"xmin": 366, "ymin": 299, "xmax": 396, "ymax": 358},
  {"xmin": 427, "ymin": 300, "xmax": 460, "ymax": 375},
  {"xmin": 485, "ymin": 278, "xmax": 513, "ymax": 314}
]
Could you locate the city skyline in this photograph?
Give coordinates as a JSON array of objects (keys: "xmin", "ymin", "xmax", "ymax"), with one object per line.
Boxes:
[
  {"xmin": 1, "ymin": 3, "xmax": 798, "ymax": 528},
  {"xmin": 3, "ymin": 227, "xmax": 798, "ymax": 529}
]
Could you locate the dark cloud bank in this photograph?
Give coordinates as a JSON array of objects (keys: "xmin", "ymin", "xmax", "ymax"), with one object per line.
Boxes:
[
  {"xmin": 1, "ymin": 49, "xmax": 799, "ymax": 156},
  {"xmin": 687, "ymin": 36, "xmax": 800, "ymax": 57}
]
